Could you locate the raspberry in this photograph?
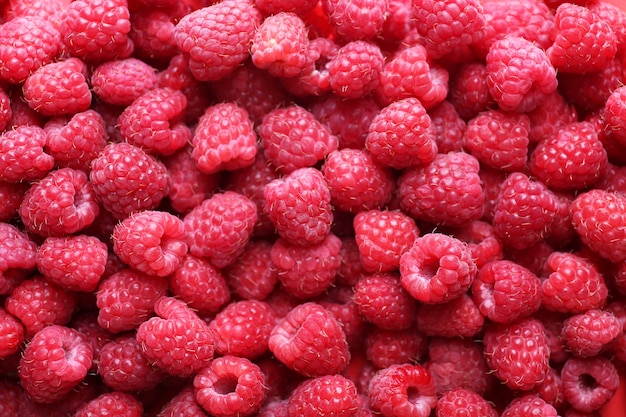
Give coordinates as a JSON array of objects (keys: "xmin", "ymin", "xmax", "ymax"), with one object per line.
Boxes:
[
  {"xmin": 59, "ymin": 0, "xmax": 133, "ymax": 62},
  {"xmin": 589, "ymin": 1, "xmax": 626, "ymax": 51},
  {"xmin": 471, "ymin": 260, "xmax": 542, "ymax": 323},
  {"xmin": 75, "ymin": 392, "xmax": 143, "ymax": 417},
  {"xmin": 288, "ymin": 374, "xmax": 359, "ymax": 417},
  {"xmin": 398, "ymin": 152, "xmax": 484, "ymax": 227},
  {"xmin": 450, "ymin": 220, "xmax": 503, "ymax": 269},
  {"xmin": 0, "ymin": 125, "xmax": 55, "ymax": 183},
  {"xmin": 91, "ymin": 55, "xmax": 156, "ymax": 104},
  {"xmin": 322, "ymin": 0, "xmax": 386, "ymax": 41},
  {"xmin": 223, "ymin": 240, "xmax": 278, "ymax": 301},
  {"xmin": 326, "ymin": 40, "xmax": 384, "ymax": 99},
  {"xmin": 0, "ymin": 16, "xmax": 62, "ymax": 84},
  {"xmin": 353, "ymin": 273, "xmax": 417, "ymax": 330},
  {"xmin": 560, "ymin": 357, "xmax": 620, "ymax": 413},
  {"xmin": 365, "ymin": 327, "xmax": 427, "ymax": 369},
  {"xmin": 561, "ymin": 309, "xmax": 621, "ymax": 358},
  {"xmin": 500, "ymin": 395, "xmax": 558, "ymax": 417},
  {"xmin": 157, "ymin": 385, "xmax": 208, "ymax": 417},
  {"xmin": 191, "ymin": 102, "xmax": 257, "ymax": 174},
  {"xmin": 527, "ymin": 91, "xmax": 579, "ymax": 144},
  {"xmin": 194, "ymin": 355, "xmax": 266, "ymax": 417},
  {"xmin": 251, "ymin": 12, "xmax": 309, "ymax": 78},
  {"xmin": 19, "ymin": 168, "xmax": 100, "ymax": 237},
  {"xmin": 0, "ymin": 306, "xmax": 25, "ymax": 359},
  {"xmin": 137, "ymin": 297, "xmax": 214, "ymax": 377},
  {"xmin": 603, "ymin": 85, "xmax": 626, "ymax": 146},
  {"xmin": 400, "ymin": 233, "xmax": 477, "ymax": 304},
  {"xmin": 413, "ymin": 0, "xmax": 486, "ymax": 60},
  {"xmin": 547, "ymin": 3, "xmax": 617, "ymax": 74},
  {"xmin": 416, "ymin": 293, "xmax": 484, "ymax": 338},
  {"xmin": 353, "ymin": 209, "xmax": 420, "ymax": 273},
  {"xmin": 0, "ymin": 222, "xmax": 37, "ymax": 295},
  {"xmin": 97, "ymin": 335, "xmax": 162, "ymax": 392},
  {"xmin": 436, "ymin": 388, "xmax": 498, "ymax": 417},
  {"xmin": 427, "ymin": 100, "xmax": 466, "ymax": 154},
  {"xmin": 255, "ymin": 0, "xmax": 317, "ymax": 14},
  {"xmin": 36, "ymin": 235, "xmax": 108, "ymax": 292},
  {"xmin": 448, "ymin": 62, "xmax": 494, "ymax": 121},
  {"xmin": 570, "ymin": 189, "xmax": 626, "ymax": 262},
  {"xmin": 366, "ymin": 97, "xmax": 437, "ymax": 170},
  {"xmin": 368, "ymin": 363, "xmax": 438, "ymax": 417},
  {"xmin": 492, "ymin": 172, "xmax": 559, "ymax": 250},
  {"xmin": 318, "ymin": 285, "xmax": 367, "ymax": 346},
  {"xmin": 173, "ymin": 0, "xmax": 262, "ymax": 81},
  {"xmin": 44, "ymin": 110, "xmax": 107, "ymax": 172},
  {"xmin": 483, "ymin": 318, "xmax": 550, "ymax": 391},
  {"xmin": 96, "ymin": 269, "xmax": 168, "ymax": 333},
  {"xmin": 128, "ymin": 7, "xmax": 181, "ymax": 64},
  {"xmin": 259, "ymin": 105, "xmax": 338, "ymax": 174},
  {"xmin": 208, "ymin": 300, "xmax": 276, "ymax": 359},
  {"xmin": 269, "ymin": 302, "xmax": 350, "ymax": 377},
  {"xmin": 0, "ymin": 380, "xmax": 20, "ymax": 416},
  {"xmin": 463, "ymin": 110, "xmax": 530, "ymax": 172},
  {"xmin": 18, "ymin": 325, "xmax": 93, "ymax": 403},
  {"xmin": 89, "ymin": 142, "xmax": 170, "ymax": 220},
  {"xmin": 336, "ymin": 236, "xmax": 368, "ymax": 286},
  {"xmin": 169, "ymin": 254, "xmax": 231, "ymax": 315},
  {"xmin": 486, "ymin": 36, "xmax": 557, "ymax": 113}
]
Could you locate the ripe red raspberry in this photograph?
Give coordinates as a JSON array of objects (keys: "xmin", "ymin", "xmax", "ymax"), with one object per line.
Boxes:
[
  {"xmin": 0, "ymin": 125, "xmax": 54, "ymax": 183},
  {"xmin": 0, "ymin": 306, "xmax": 24, "ymax": 359},
  {"xmin": 570, "ymin": 189, "xmax": 626, "ymax": 262},
  {"xmin": 96, "ymin": 269, "xmax": 168, "ymax": 333},
  {"xmin": 326, "ymin": 40, "xmax": 384, "ymax": 99},
  {"xmin": 280, "ymin": 36, "xmax": 337, "ymax": 97},
  {"xmin": 398, "ymin": 152, "xmax": 484, "ymax": 227},
  {"xmin": 158, "ymin": 385, "xmax": 208, "ymax": 417},
  {"xmin": 269, "ymin": 302, "xmax": 350, "ymax": 376},
  {"xmin": 590, "ymin": 1, "xmax": 626, "ymax": 50},
  {"xmin": 75, "ymin": 392, "xmax": 143, "ymax": 417},
  {"xmin": 492, "ymin": 172, "xmax": 559, "ymax": 250},
  {"xmin": 603, "ymin": 85, "xmax": 626, "ymax": 146},
  {"xmin": 417, "ymin": 294, "xmax": 484, "ymax": 338},
  {"xmin": 259, "ymin": 105, "xmax": 338, "ymax": 174},
  {"xmin": 365, "ymin": 327, "xmax": 427, "ymax": 370},
  {"xmin": 471, "ymin": 260, "xmax": 542, "ymax": 323},
  {"xmin": 97, "ymin": 335, "xmax": 162, "ymax": 392},
  {"xmin": 224, "ymin": 240, "xmax": 278, "ymax": 301},
  {"xmin": 427, "ymin": 100, "xmax": 466, "ymax": 154},
  {"xmin": 18, "ymin": 325, "xmax": 93, "ymax": 403},
  {"xmin": 0, "ymin": 380, "xmax": 20, "ymax": 416},
  {"xmin": 400, "ymin": 233, "xmax": 477, "ymax": 304},
  {"xmin": 5, "ymin": 277, "xmax": 76, "ymax": 338},
  {"xmin": 36, "ymin": 235, "xmax": 108, "ymax": 292},
  {"xmin": 547, "ymin": 3, "xmax": 617, "ymax": 74},
  {"xmin": 500, "ymin": 395, "xmax": 558, "ymax": 417},
  {"xmin": 353, "ymin": 209, "xmax": 419, "ymax": 273},
  {"xmin": 527, "ymin": 91, "xmax": 579, "ymax": 145},
  {"xmin": 318, "ymin": 285, "xmax": 367, "ymax": 346},
  {"xmin": 425, "ymin": 337, "xmax": 493, "ymax": 395},
  {"xmin": 59, "ymin": 0, "xmax": 133, "ymax": 62},
  {"xmin": 368, "ymin": 363, "xmax": 437, "ymax": 417},
  {"xmin": 19, "ymin": 168, "xmax": 99, "ymax": 237},
  {"xmin": 463, "ymin": 110, "xmax": 530, "ymax": 172},
  {"xmin": 89, "ymin": 142, "xmax": 170, "ymax": 220},
  {"xmin": 336, "ymin": 236, "xmax": 368, "ymax": 286},
  {"xmin": 251, "ymin": 12, "xmax": 309, "ymax": 78},
  {"xmin": 483, "ymin": 318, "xmax": 550, "ymax": 391},
  {"xmin": 0, "ymin": 222, "xmax": 37, "ymax": 295},
  {"xmin": 353, "ymin": 273, "xmax": 417, "ymax": 331},
  {"xmin": 192, "ymin": 102, "xmax": 257, "ymax": 174},
  {"xmin": 321, "ymin": 0, "xmax": 386, "ymax": 41},
  {"xmin": 0, "ymin": 16, "xmax": 62, "ymax": 84},
  {"xmin": 128, "ymin": 6, "xmax": 181, "ymax": 64},
  {"xmin": 255, "ymin": 0, "xmax": 317, "ymax": 14},
  {"xmin": 486, "ymin": 36, "xmax": 557, "ymax": 113},
  {"xmin": 436, "ymin": 387, "xmax": 498, "ymax": 417},
  {"xmin": 288, "ymin": 374, "xmax": 359, "ymax": 417},
  {"xmin": 413, "ymin": 0, "xmax": 486, "ymax": 60},
  {"xmin": 194, "ymin": 355, "xmax": 266, "ymax": 417},
  {"xmin": 561, "ymin": 309, "xmax": 621, "ymax": 358},
  {"xmin": 91, "ymin": 58, "xmax": 156, "ymax": 106},
  {"xmin": 137, "ymin": 297, "xmax": 214, "ymax": 377},
  {"xmin": 450, "ymin": 220, "xmax": 503, "ymax": 269},
  {"xmin": 560, "ymin": 357, "xmax": 620, "ymax": 413},
  {"xmin": 448, "ymin": 62, "xmax": 494, "ymax": 121},
  {"xmin": 174, "ymin": 0, "xmax": 262, "ymax": 81}
]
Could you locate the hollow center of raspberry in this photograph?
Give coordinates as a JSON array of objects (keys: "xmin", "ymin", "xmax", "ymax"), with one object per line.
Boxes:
[
  {"xmin": 213, "ymin": 375, "xmax": 239, "ymax": 395},
  {"xmin": 578, "ymin": 373, "xmax": 598, "ymax": 391},
  {"xmin": 420, "ymin": 259, "xmax": 440, "ymax": 279}
]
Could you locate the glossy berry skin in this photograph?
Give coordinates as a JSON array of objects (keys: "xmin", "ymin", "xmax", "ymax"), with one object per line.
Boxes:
[
  {"xmin": 327, "ymin": 40, "xmax": 384, "ymax": 99},
  {"xmin": 91, "ymin": 58, "xmax": 157, "ymax": 106},
  {"xmin": 416, "ymin": 294, "xmax": 484, "ymax": 338},
  {"xmin": 500, "ymin": 395, "xmax": 558, "ymax": 417},
  {"xmin": 321, "ymin": 0, "xmax": 386, "ymax": 41},
  {"xmin": 0, "ymin": 125, "xmax": 55, "ymax": 183},
  {"xmin": 288, "ymin": 374, "xmax": 359, "ymax": 417},
  {"xmin": 561, "ymin": 357, "xmax": 620, "ymax": 413},
  {"xmin": 0, "ymin": 306, "xmax": 24, "ymax": 359},
  {"xmin": 436, "ymin": 388, "xmax": 498, "ymax": 417},
  {"xmin": 561, "ymin": 309, "xmax": 621, "ymax": 358}
]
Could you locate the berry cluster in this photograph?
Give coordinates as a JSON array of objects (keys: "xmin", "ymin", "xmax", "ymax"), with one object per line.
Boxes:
[{"xmin": 0, "ymin": 0, "xmax": 626, "ymax": 416}]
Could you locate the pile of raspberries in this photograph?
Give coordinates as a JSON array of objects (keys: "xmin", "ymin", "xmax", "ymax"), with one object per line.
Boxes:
[{"xmin": 2, "ymin": 0, "xmax": 626, "ymax": 416}]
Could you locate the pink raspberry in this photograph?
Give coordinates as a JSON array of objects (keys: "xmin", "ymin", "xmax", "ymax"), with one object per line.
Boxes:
[
  {"xmin": 191, "ymin": 102, "xmax": 257, "ymax": 174},
  {"xmin": 416, "ymin": 294, "xmax": 484, "ymax": 338},
  {"xmin": 0, "ymin": 306, "xmax": 24, "ymax": 359},
  {"xmin": 36, "ymin": 235, "xmax": 108, "ymax": 292},
  {"xmin": 194, "ymin": 355, "xmax": 266, "ymax": 417},
  {"xmin": 448, "ymin": 62, "xmax": 494, "ymax": 120},
  {"xmin": 269, "ymin": 302, "xmax": 350, "ymax": 377},
  {"xmin": 0, "ymin": 222, "xmax": 37, "ymax": 295},
  {"xmin": 526, "ymin": 91, "xmax": 579, "ymax": 144},
  {"xmin": 169, "ymin": 254, "xmax": 231, "ymax": 315},
  {"xmin": 427, "ymin": 100, "xmax": 467, "ymax": 154},
  {"xmin": 547, "ymin": 3, "xmax": 617, "ymax": 74},
  {"xmin": 91, "ymin": 58, "xmax": 157, "ymax": 106},
  {"xmin": 259, "ymin": 105, "xmax": 338, "ymax": 174},
  {"xmin": 89, "ymin": 142, "xmax": 170, "ymax": 220},
  {"xmin": 321, "ymin": 0, "xmax": 386, "ymax": 41},
  {"xmin": 463, "ymin": 110, "xmax": 530, "ymax": 172},
  {"xmin": 589, "ymin": 1, "xmax": 626, "ymax": 51},
  {"xmin": 137, "ymin": 297, "xmax": 214, "ymax": 377},
  {"xmin": 327, "ymin": 40, "xmax": 384, "ymax": 99},
  {"xmin": 560, "ymin": 357, "xmax": 620, "ymax": 413},
  {"xmin": 397, "ymin": 152, "xmax": 484, "ymax": 227},
  {"xmin": 96, "ymin": 269, "xmax": 168, "ymax": 333},
  {"xmin": 0, "ymin": 125, "xmax": 54, "ymax": 183},
  {"xmin": 280, "ymin": 37, "xmax": 337, "ymax": 97},
  {"xmin": 561, "ymin": 309, "xmax": 621, "ymax": 358},
  {"xmin": 271, "ymin": 234, "xmax": 342, "ymax": 299},
  {"xmin": 224, "ymin": 240, "xmax": 278, "ymax": 301},
  {"xmin": 3, "ymin": 0, "xmax": 67, "ymax": 24},
  {"xmin": 365, "ymin": 327, "xmax": 427, "ymax": 370},
  {"xmin": 288, "ymin": 374, "xmax": 359, "ymax": 417},
  {"xmin": 603, "ymin": 85, "xmax": 626, "ymax": 146},
  {"xmin": 368, "ymin": 364, "xmax": 437, "ymax": 417},
  {"xmin": 75, "ymin": 392, "xmax": 143, "ymax": 417},
  {"xmin": 18, "ymin": 325, "xmax": 93, "ymax": 403},
  {"xmin": 174, "ymin": 0, "xmax": 262, "ymax": 81},
  {"xmin": 500, "ymin": 395, "xmax": 558, "ymax": 417},
  {"xmin": 251, "ymin": 12, "xmax": 309, "ymax": 78},
  {"xmin": 157, "ymin": 385, "xmax": 208, "ymax": 417},
  {"xmin": 59, "ymin": 0, "xmax": 133, "ymax": 62},
  {"xmin": 492, "ymin": 172, "xmax": 559, "ymax": 250},
  {"xmin": 336, "ymin": 236, "xmax": 368, "ymax": 286},
  {"xmin": 0, "ymin": 16, "xmax": 62, "ymax": 84},
  {"xmin": 353, "ymin": 273, "xmax": 417, "ymax": 331},
  {"xmin": 19, "ymin": 168, "xmax": 99, "ymax": 237},
  {"xmin": 450, "ymin": 220, "xmax": 503, "ymax": 269},
  {"xmin": 486, "ymin": 36, "xmax": 557, "ymax": 112},
  {"xmin": 353, "ymin": 209, "xmax": 420, "ymax": 273},
  {"xmin": 436, "ymin": 388, "xmax": 498, "ymax": 417},
  {"xmin": 184, "ymin": 191, "xmax": 257, "ymax": 268},
  {"xmin": 128, "ymin": 7, "xmax": 181, "ymax": 64},
  {"xmin": 255, "ymin": 0, "xmax": 317, "ymax": 14}
]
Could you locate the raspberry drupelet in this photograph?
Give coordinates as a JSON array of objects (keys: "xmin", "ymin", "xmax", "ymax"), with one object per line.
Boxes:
[
  {"xmin": 223, "ymin": 240, "xmax": 278, "ymax": 301},
  {"xmin": 327, "ymin": 40, "xmax": 384, "ymax": 99},
  {"xmin": 436, "ymin": 388, "xmax": 498, "ymax": 417},
  {"xmin": 0, "ymin": 306, "xmax": 25, "ymax": 359},
  {"xmin": 0, "ymin": 222, "xmax": 38, "ymax": 295},
  {"xmin": 74, "ymin": 391, "xmax": 143, "ymax": 417},
  {"xmin": 0, "ymin": 125, "xmax": 55, "ymax": 183},
  {"xmin": 287, "ymin": 374, "xmax": 360, "ymax": 417},
  {"xmin": 416, "ymin": 293, "xmax": 484, "ymax": 338}
]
